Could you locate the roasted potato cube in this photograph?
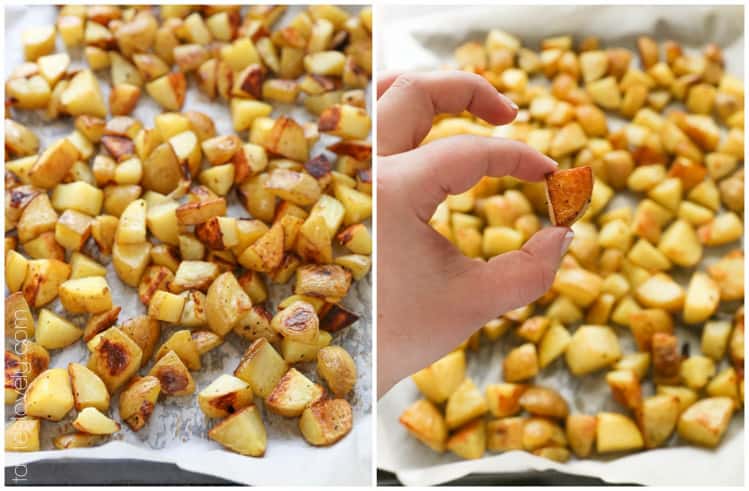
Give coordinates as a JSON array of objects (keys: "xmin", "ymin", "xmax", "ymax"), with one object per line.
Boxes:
[
  {"xmin": 538, "ymin": 321, "xmax": 571, "ymax": 368},
  {"xmin": 22, "ymin": 258, "xmax": 71, "ymax": 308},
  {"xmin": 639, "ymin": 394, "xmax": 680, "ymax": 448},
  {"xmin": 119, "ymin": 315, "xmax": 160, "ymax": 366},
  {"xmin": 566, "ymin": 325, "xmax": 621, "ymax": 375},
  {"xmin": 706, "ymin": 367, "xmax": 740, "ymax": 403},
  {"xmin": 444, "ymin": 378, "xmax": 488, "ymax": 429},
  {"xmin": 28, "ymin": 138, "xmax": 79, "ymax": 190},
  {"xmin": 112, "ymin": 241, "xmax": 151, "ymax": 287},
  {"xmin": 53, "ymin": 432, "xmax": 103, "ymax": 449},
  {"xmin": 23, "ymin": 25, "xmax": 56, "ymax": 61},
  {"xmin": 5, "ymin": 292, "xmax": 34, "ymax": 338},
  {"xmin": 234, "ymin": 338, "xmax": 288, "ymax": 398},
  {"xmin": 606, "ymin": 369, "xmax": 642, "ymax": 410},
  {"xmin": 701, "ymin": 320, "xmax": 732, "ymax": 361},
  {"xmin": 318, "ymin": 104, "xmax": 371, "ymax": 140},
  {"xmin": 447, "ymin": 419, "xmax": 486, "ymax": 460},
  {"xmin": 317, "ymin": 345, "xmax": 356, "ymax": 397},
  {"xmin": 265, "ymin": 368, "xmax": 324, "ymax": 418},
  {"xmin": 486, "ymin": 416, "xmax": 526, "ymax": 452},
  {"xmin": 399, "ymin": 398, "xmax": 446, "ymax": 452},
  {"xmin": 635, "ymin": 273, "xmax": 685, "ymax": 312},
  {"xmin": 148, "ymin": 290, "xmax": 186, "ymax": 323},
  {"xmin": 652, "ymin": 333, "xmax": 682, "ymax": 385},
  {"xmin": 68, "ymin": 362, "xmax": 110, "ymax": 412},
  {"xmin": 60, "ymin": 69, "xmax": 107, "ymax": 117},
  {"xmin": 145, "ymin": 72, "xmax": 186, "ymax": 111},
  {"xmin": 89, "ymin": 327, "xmax": 143, "ymax": 392},
  {"xmin": 72, "ymin": 407, "xmax": 120, "ymax": 435},
  {"xmin": 294, "ymin": 264, "xmax": 352, "ymax": 303},
  {"xmin": 596, "ymin": 412, "xmax": 643, "ymax": 453},
  {"xmin": 147, "ymin": 349, "xmax": 195, "ymax": 396},
  {"xmin": 503, "ymin": 343, "xmax": 539, "ymax": 382},
  {"xmin": 522, "ymin": 417, "xmax": 566, "ymax": 451},
  {"xmin": 198, "ymin": 374, "xmax": 253, "ymax": 419},
  {"xmin": 265, "ymin": 169, "xmax": 321, "ymax": 207},
  {"xmin": 566, "ymin": 413, "xmax": 597, "ymax": 457},
  {"xmin": 677, "ymin": 397, "xmax": 734, "ymax": 447},
  {"xmin": 58, "ymin": 276, "xmax": 113, "ymax": 315},
  {"xmin": 708, "ymin": 250, "xmax": 744, "ymax": 301},
  {"xmin": 82, "ymin": 307, "xmax": 120, "ymax": 344},
  {"xmin": 24, "ymin": 368, "xmax": 74, "ymax": 421},
  {"xmin": 206, "ymin": 272, "xmax": 252, "ymax": 336},
  {"xmin": 485, "ymin": 383, "xmax": 525, "ymax": 418},
  {"xmin": 36, "ymin": 308, "xmax": 82, "ymax": 350},
  {"xmin": 519, "ymin": 386, "xmax": 569, "ymax": 419},
  {"xmin": 119, "ymin": 375, "xmax": 161, "ymax": 431},
  {"xmin": 5, "ymin": 419, "xmax": 40, "ymax": 452},
  {"xmin": 208, "ymin": 404, "xmax": 266, "ymax": 457},
  {"xmin": 411, "ymin": 350, "xmax": 466, "ymax": 404},
  {"xmin": 154, "ymin": 329, "xmax": 201, "ymax": 371}
]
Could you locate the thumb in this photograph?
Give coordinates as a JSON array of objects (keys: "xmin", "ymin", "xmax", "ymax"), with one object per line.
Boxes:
[{"xmin": 454, "ymin": 226, "xmax": 573, "ymax": 326}]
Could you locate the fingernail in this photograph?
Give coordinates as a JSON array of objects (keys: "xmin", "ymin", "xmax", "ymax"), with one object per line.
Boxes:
[
  {"xmin": 561, "ymin": 230, "xmax": 574, "ymax": 255},
  {"xmin": 508, "ymin": 100, "xmax": 519, "ymax": 112}
]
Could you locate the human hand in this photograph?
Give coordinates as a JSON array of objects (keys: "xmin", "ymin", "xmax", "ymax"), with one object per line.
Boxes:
[{"xmin": 377, "ymin": 71, "xmax": 574, "ymax": 396}]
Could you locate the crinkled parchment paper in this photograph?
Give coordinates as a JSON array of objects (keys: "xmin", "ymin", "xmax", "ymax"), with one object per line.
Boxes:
[
  {"xmin": 378, "ymin": 5, "xmax": 744, "ymax": 486},
  {"xmin": 4, "ymin": 5, "xmax": 372, "ymax": 485}
]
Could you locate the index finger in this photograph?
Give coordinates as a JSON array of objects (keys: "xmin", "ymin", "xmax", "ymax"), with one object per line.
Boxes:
[
  {"xmin": 377, "ymin": 71, "xmax": 518, "ymax": 156},
  {"xmin": 388, "ymin": 135, "xmax": 558, "ymax": 223}
]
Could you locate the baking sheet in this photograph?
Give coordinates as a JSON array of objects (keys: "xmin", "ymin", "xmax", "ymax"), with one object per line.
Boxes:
[
  {"xmin": 378, "ymin": 4, "xmax": 744, "ymax": 486},
  {"xmin": 4, "ymin": 5, "xmax": 372, "ymax": 486}
]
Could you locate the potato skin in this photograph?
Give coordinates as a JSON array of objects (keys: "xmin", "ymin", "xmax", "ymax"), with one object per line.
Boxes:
[{"xmin": 317, "ymin": 346, "xmax": 357, "ymax": 397}]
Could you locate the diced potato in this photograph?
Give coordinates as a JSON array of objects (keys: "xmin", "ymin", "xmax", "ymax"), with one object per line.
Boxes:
[
  {"xmin": 399, "ymin": 399, "xmax": 447, "ymax": 452},
  {"xmin": 639, "ymin": 394, "xmax": 679, "ymax": 448},
  {"xmin": 36, "ymin": 309, "xmax": 82, "ymax": 350},
  {"xmin": 73, "ymin": 407, "xmax": 120, "ymax": 435},
  {"xmin": 566, "ymin": 414, "xmax": 597, "ymax": 457},
  {"xmin": 24, "ymin": 368, "xmax": 74, "ymax": 421},
  {"xmin": 677, "ymin": 397, "xmax": 734, "ymax": 447},
  {"xmin": 68, "ymin": 362, "xmax": 110, "ymax": 412},
  {"xmin": 5, "ymin": 419, "xmax": 40, "ymax": 452},
  {"xmin": 701, "ymin": 321, "xmax": 732, "ymax": 361},
  {"xmin": 486, "ymin": 383, "xmax": 526, "ymax": 418},
  {"xmin": 147, "ymin": 349, "xmax": 195, "ymax": 396},
  {"xmin": 119, "ymin": 376, "xmax": 161, "ymax": 431},
  {"xmin": 596, "ymin": 412, "xmax": 643, "ymax": 453},
  {"xmin": 503, "ymin": 343, "xmax": 539, "ymax": 382},
  {"xmin": 89, "ymin": 327, "xmax": 143, "ymax": 392},
  {"xmin": 565, "ymin": 325, "xmax": 621, "ymax": 375},
  {"xmin": 411, "ymin": 350, "xmax": 466, "ymax": 404},
  {"xmin": 682, "ymin": 272, "xmax": 720, "ymax": 324},
  {"xmin": 635, "ymin": 273, "xmax": 685, "ymax": 312},
  {"xmin": 445, "ymin": 378, "xmax": 488, "ymax": 429},
  {"xmin": 519, "ymin": 386, "xmax": 568, "ymax": 419},
  {"xmin": 234, "ymin": 338, "xmax": 288, "ymax": 398},
  {"xmin": 198, "ymin": 374, "xmax": 254, "ymax": 419}
]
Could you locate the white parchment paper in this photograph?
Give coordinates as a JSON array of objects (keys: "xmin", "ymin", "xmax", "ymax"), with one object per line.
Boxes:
[
  {"xmin": 4, "ymin": 5, "xmax": 372, "ymax": 485},
  {"xmin": 378, "ymin": 4, "xmax": 744, "ymax": 486}
]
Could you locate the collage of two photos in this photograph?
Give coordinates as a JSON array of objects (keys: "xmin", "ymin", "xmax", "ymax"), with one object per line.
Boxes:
[{"xmin": 3, "ymin": 2, "xmax": 746, "ymax": 487}]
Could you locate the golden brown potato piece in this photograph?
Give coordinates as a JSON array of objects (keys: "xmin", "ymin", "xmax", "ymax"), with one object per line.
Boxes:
[
  {"xmin": 300, "ymin": 398, "xmax": 353, "ymax": 447},
  {"xmin": 411, "ymin": 350, "xmax": 466, "ymax": 404},
  {"xmin": 596, "ymin": 412, "xmax": 643, "ymax": 453},
  {"xmin": 88, "ymin": 327, "xmax": 143, "ymax": 392},
  {"xmin": 148, "ymin": 349, "xmax": 195, "ymax": 396},
  {"xmin": 399, "ymin": 399, "xmax": 447, "ymax": 452},
  {"xmin": 519, "ymin": 386, "xmax": 569, "ymax": 419},
  {"xmin": 5, "ymin": 418, "xmax": 40, "ymax": 452},
  {"xmin": 566, "ymin": 413, "xmax": 597, "ymax": 457},
  {"xmin": 198, "ymin": 374, "xmax": 253, "ymax": 419},
  {"xmin": 317, "ymin": 345, "xmax": 357, "ymax": 397},
  {"xmin": 677, "ymin": 397, "xmax": 735, "ymax": 447},
  {"xmin": 24, "ymin": 368, "xmax": 74, "ymax": 421},
  {"xmin": 265, "ymin": 368, "xmax": 323, "ymax": 418},
  {"xmin": 486, "ymin": 417, "xmax": 526, "ymax": 452},
  {"xmin": 119, "ymin": 375, "xmax": 161, "ymax": 431},
  {"xmin": 445, "ymin": 378, "xmax": 489, "ymax": 429},
  {"xmin": 545, "ymin": 166, "xmax": 593, "ymax": 227},
  {"xmin": 446, "ymin": 419, "xmax": 486, "ymax": 460},
  {"xmin": 208, "ymin": 404, "xmax": 267, "ymax": 457},
  {"xmin": 638, "ymin": 394, "xmax": 679, "ymax": 448}
]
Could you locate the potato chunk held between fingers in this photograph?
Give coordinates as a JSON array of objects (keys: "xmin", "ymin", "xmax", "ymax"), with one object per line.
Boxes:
[{"xmin": 545, "ymin": 166, "xmax": 593, "ymax": 227}]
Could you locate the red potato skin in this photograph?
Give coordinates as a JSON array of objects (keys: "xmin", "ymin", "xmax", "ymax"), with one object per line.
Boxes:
[{"xmin": 545, "ymin": 166, "xmax": 593, "ymax": 227}]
